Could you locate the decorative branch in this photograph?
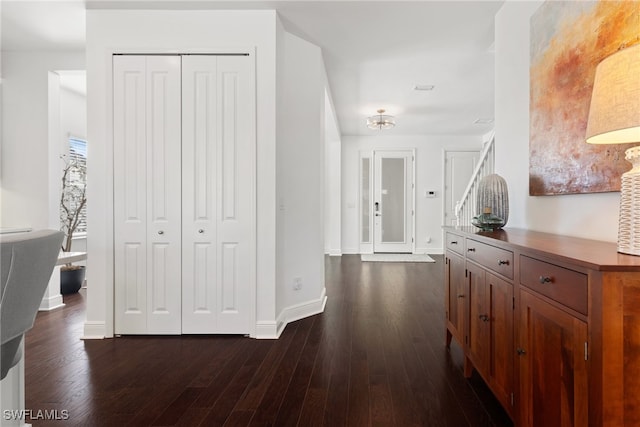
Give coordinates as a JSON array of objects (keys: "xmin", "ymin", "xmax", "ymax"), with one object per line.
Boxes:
[{"xmin": 60, "ymin": 154, "xmax": 87, "ymax": 254}]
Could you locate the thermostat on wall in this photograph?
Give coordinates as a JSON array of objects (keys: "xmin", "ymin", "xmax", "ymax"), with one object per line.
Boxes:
[{"xmin": 425, "ymin": 190, "xmax": 436, "ymax": 198}]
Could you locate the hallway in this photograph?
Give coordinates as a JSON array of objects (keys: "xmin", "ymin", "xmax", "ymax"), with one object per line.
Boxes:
[{"xmin": 24, "ymin": 255, "xmax": 511, "ymax": 426}]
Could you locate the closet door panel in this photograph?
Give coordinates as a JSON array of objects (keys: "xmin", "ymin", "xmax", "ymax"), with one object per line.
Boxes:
[
  {"xmin": 146, "ymin": 56, "xmax": 182, "ymax": 334},
  {"xmin": 114, "ymin": 55, "xmax": 182, "ymax": 335},
  {"xmin": 114, "ymin": 56, "xmax": 148, "ymax": 334},
  {"xmin": 216, "ymin": 56, "xmax": 254, "ymax": 333},
  {"xmin": 182, "ymin": 56, "xmax": 218, "ymax": 333},
  {"xmin": 182, "ymin": 55, "xmax": 254, "ymax": 334}
]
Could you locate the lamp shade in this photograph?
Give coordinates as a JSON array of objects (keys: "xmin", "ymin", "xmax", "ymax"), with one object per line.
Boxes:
[{"xmin": 586, "ymin": 44, "xmax": 640, "ymax": 145}]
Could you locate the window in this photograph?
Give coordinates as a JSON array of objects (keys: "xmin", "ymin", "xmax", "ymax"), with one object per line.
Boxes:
[{"xmin": 65, "ymin": 137, "xmax": 87, "ymax": 234}]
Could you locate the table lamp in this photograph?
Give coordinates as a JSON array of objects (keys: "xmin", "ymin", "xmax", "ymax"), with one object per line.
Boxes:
[{"xmin": 586, "ymin": 44, "xmax": 640, "ymax": 255}]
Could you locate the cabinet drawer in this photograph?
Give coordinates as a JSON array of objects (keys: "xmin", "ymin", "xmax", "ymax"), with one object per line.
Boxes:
[
  {"xmin": 520, "ymin": 255, "xmax": 588, "ymax": 315},
  {"xmin": 446, "ymin": 232, "xmax": 464, "ymax": 255},
  {"xmin": 466, "ymin": 239, "xmax": 513, "ymax": 279}
]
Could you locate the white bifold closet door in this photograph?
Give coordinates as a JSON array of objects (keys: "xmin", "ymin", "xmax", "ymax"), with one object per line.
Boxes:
[
  {"xmin": 113, "ymin": 54, "xmax": 254, "ymax": 335},
  {"xmin": 114, "ymin": 55, "xmax": 182, "ymax": 334},
  {"xmin": 181, "ymin": 55, "xmax": 254, "ymax": 334}
]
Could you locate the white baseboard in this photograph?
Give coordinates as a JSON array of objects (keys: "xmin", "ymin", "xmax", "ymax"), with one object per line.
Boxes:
[
  {"xmin": 254, "ymin": 321, "xmax": 279, "ymax": 339},
  {"xmin": 275, "ymin": 288, "xmax": 327, "ymax": 338},
  {"xmin": 82, "ymin": 321, "xmax": 106, "ymax": 339},
  {"xmin": 342, "ymin": 248, "xmax": 359, "ymax": 254},
  {"xmin": 328, "ymin": 250, "xmax": 342, "ymax": 256},
  {"xmin": 38, "ymin": 295, "xmax": 65, "ymax": 311}
]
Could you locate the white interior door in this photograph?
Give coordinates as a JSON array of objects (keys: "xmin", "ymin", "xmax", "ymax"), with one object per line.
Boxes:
[
  {"xmin": 373, "ymin": 150, "xmax": 414, "ymax": 253},
  {"xmin": 181, "ymin": 55, "xmax": 255, "ymax": 334},
  {"xmin": 114, "ymin": 54, "xmax": 255, "ymax": 336},
  {"xmin": 114, "ymin": 55, "xmax": 182, "ymax": 334},
  {"xmin": 444, "ymin": 150, "xmax": 479, "ymax": 226}
]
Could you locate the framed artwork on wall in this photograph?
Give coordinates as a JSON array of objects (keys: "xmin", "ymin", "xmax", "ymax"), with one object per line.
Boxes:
[{"xmin": 529, "ymin": 1, "xmax": 640, "ymax": 196}]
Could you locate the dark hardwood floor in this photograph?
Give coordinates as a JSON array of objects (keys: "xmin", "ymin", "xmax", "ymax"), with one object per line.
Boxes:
[{"xmin": 25, "ymin": 255, "xmax": 512, "ymax": 426}]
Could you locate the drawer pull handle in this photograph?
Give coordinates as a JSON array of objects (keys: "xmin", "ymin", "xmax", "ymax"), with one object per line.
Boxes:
[
  {"xmin": 451, "ymin": 241, "xmax": 458, "ymax": 245},
  {"xmin": 539, "ymin": 276, "xmax": 553, "ymax": 284},
  {"xmin": 457, "ymin": 294, "xmax": 465, "ymax": 298},
  {"xmin": 467, "ymin": 248, "xmax": 476, "ymax": 252},
  {"xmin": 498, "ymin": 260, "xmax": 509, "ymax": 266},
  {"xmin": 516, "ymin": 348, "xmax": 527, "ymax": 356}
]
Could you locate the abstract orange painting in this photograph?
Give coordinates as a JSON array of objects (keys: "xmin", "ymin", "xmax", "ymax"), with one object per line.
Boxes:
[{"xmin": 529, "ymin": 1, "xmax": 640, "ymax": 195}]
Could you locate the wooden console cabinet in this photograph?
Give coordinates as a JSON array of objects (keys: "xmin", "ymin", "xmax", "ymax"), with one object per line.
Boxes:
[{"xmin": 444, "ymin": 227, "xmax": 640, "ymax": 427}]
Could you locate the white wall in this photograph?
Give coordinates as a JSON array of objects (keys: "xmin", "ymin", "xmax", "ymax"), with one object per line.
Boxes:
[
  {"xmin": 495, "ymin": 1, "xmax": 619, "ymax": 242},
  {"xmin": 275, "ymin": 24, "xmax": 327, "ymax": 326},
  {"xmin": 324, "ymin": 89, "xmax": 342, "ymax": 256},
  {"xmin": 86, "ymin": 9, "xmax": 278, "ymax": 338},
  {"xmin": 1, "ymin": 51, "xmax": 84, "ymax": 230},
  {"xmin": 341, "ymin": 134, "xmax": 483, "ymax": 254},
  {"xmin": 59, "ymin": 85, "xmax": 86, "ymax": 147}
]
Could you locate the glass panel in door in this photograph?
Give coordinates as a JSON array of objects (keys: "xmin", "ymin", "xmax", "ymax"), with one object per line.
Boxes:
[
  {"xmin": 361, "ymin": 157, "xmax": 371, "ymax": 243},
  {"xmin": 380, "ymin": 158, "xmax": 405, "ymax": 243}
]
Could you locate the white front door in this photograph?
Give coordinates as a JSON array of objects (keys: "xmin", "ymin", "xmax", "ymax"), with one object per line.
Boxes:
[{"xmin": 373, "ymin": 150, "xmax": 414, "ymax": 253}]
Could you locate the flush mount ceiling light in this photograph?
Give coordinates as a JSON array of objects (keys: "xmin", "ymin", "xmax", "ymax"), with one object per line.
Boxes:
[
  {"xmin": 367, "ymin": 109, "xmax": 396, "ymax": 130},
  {"xmin": 413, "ymin": 84, "xmax": 435, "ymax": 91}
]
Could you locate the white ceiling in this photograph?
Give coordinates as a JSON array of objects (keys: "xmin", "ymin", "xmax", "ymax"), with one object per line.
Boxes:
[{"xmin": 1, "ymin": 0, "xmax": 504, "ymax": 136}]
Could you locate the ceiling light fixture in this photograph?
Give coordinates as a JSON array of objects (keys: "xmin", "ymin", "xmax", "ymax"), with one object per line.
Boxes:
[
  {"xmin": 367, "ymin": 109, "xmax": 396, "ymax": 130},
  {"xmin": 413, "ymin": 84, "xmax": 435, "ymax": 91}
]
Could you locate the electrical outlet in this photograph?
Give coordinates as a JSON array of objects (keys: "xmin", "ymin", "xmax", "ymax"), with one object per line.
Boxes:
[{"xmin": 293, "ymin": 277, "xmax": 302, "ymax": 290}]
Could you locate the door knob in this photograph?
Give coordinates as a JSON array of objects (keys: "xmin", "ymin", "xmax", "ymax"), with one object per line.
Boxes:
[
  {"xmin": 158, "ymin": 230, "xmax": 164, "ymax": 235},
  {"xmin": 198, "ymin": 229, "xmax": 204, "ymax": 234},
  {"xmin": 516, "ymin": 348, "xmax": 527, "ymax": 356}
]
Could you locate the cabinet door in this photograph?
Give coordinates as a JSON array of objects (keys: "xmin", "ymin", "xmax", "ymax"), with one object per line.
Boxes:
[
  {"xmin": 467, "ymin": 262, "xmax": 488, "ymax": 374},
  {"xmin": 114, "ymin": 55, "xmax": 182, "ymax": 334},
  {"xmin": 518, "ymin": 290, "xmax": 588, "ymax": 427},
  {"xmin": 487, "ymin": 273, "xmax": 514, "ymax": 416},
  {"xmin": 466, "ymin": 268, "xmax": 514, "ymax": 417},
  {"xmin": 181, "ymin": 55, "xmax": 255, "ymax": 334},
  {"xmin": 445, "ymin": 251, "xmax": 467, "ymax": 348}
]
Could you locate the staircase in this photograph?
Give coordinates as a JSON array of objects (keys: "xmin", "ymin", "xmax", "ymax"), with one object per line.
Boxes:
[{"xmin": 455, "ymin": 132, "xmax": 495, "ymax": 226}]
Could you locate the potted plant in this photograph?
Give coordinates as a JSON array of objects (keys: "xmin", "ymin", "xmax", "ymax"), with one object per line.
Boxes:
[{"xmin": 60, "ymin": 154, "xmax": 87, "ymax": 294}]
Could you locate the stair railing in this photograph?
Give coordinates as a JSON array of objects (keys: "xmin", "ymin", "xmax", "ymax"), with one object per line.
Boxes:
[{"xmin": 455, "ymin": 132, "xmax": 495, "ymax": 226}]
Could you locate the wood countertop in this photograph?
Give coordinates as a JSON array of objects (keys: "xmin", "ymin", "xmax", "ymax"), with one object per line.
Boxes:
[{"xmin": 443, "ymin": 226, "xmax": 640, "ymax": 272}]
